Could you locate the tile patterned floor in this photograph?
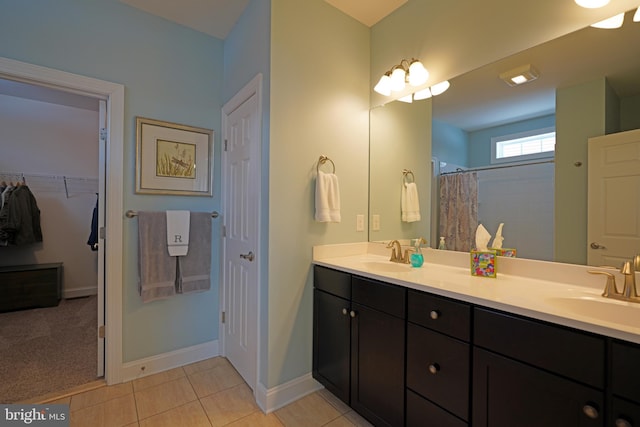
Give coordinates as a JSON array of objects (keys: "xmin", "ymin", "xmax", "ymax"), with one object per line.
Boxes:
[{"xmin": 45, "ymin": 357, "xmax": 373, "ymax": 427}]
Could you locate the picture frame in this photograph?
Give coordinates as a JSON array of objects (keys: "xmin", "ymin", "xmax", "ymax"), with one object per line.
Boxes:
[{"xmin": 135, "ymin": 117, "xmax": 213, "ymax": 196}]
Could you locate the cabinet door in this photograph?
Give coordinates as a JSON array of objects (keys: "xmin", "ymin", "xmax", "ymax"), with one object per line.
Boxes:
[
  {"xmin": 313, "ymin": 289, "xmax": 351, "ymax": 404},
  {"xmin": 611, "ymin": 398, "xmax": 640, "ymax": 427},
  {"xmin": 351, "ymin": 302, "xmax": 405, "ymax": 427},
  {"xmin": 473, "ymin": 348, "xmax": 604, "ymax": 427}
]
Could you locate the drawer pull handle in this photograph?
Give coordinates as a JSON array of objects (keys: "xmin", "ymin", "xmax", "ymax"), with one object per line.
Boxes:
[
  {"xmin": 582, "ymin": 404, "xmax": 599, "ymax": 419},
  {"xmin": 430, "ymin": 310, "xmax": 440, "ymax": 320},
  {"xmin": 349, "ymin": 310, "xmax": 357, "ymax": 318},
  {"xmin": 342, "ymin": 308, "xmax": 348, "ymax": 315},
  {"xmin": 428, "ymin": 363, "xmax": 440, "ymax": 374},
  {"xmin": 615, "ymin": 418, "xmax": 632, "ymax": 427}
]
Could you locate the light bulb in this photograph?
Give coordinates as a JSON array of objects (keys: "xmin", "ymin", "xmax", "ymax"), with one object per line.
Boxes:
[
  {"xmin": 390, "ymin": 67, "xmax": 406, "ymax": 92},
  {"xmin": 591, "ymin": 13, "xmax": 624, "ymax": 29},
  {"xmin": 574, "ymin": 0, "xmax": 609, "ymax": 8},
  {"xmin": 413, "ymin": 88, "xmax": 432, "ymax": 100},
  {"xmin": 430, "ymin": 81, "xmax": 451, "ymax": 96},
  {"xmin": 374, "ymin": 74, "xmax": 392, "ymax": 96},
  {"xmin": 408, "ymin": 60, "xmax": 429, "ymax": 86}
]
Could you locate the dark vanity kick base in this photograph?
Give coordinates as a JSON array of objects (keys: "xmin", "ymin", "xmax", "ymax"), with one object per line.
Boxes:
[{"xmin": 0, "ymin": 263, "xmax": 62, "ymax": 312}]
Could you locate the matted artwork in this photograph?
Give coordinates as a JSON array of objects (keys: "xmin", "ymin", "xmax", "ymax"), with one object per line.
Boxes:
[{"xmin": 135, "ymin": 117, "xmax": 213, "ymax": 196}]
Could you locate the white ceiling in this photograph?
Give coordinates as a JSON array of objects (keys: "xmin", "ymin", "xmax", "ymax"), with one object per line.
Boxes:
[{"xmin": 119, "ymin": 0, "xmax": 250, "ymax": 39}]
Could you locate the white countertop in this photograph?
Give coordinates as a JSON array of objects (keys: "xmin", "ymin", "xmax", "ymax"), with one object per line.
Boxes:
[{"xmin": 313, "ymin": 242, "xmax": 640, "ymax": 344}]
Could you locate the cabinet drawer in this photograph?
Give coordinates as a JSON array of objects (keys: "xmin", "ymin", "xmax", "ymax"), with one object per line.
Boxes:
[
  {"xmin": 407, "ymin": 389, "xmax": 467, "ymax": 427},
  {"xmin": 313, "ymin": 265, "xmax": 351, "ymax": 299},
  {"xmin": 474, "ymin": 308, "xmax": 605, "ymax": 389},
  {"xmin": 612, "ymin": 340, "xmax": 640, "ymax": 403},
  {"xmin": 352, "ymin": 276, "xmax": 405, "ymax": 318},
  {"xmin": 612, "ymin": 397, "xmax": 640, "ymax": 427},
  {"xmin": 408, "ymin": 289, "xmax": 470, "ymax": 341},
  {"xmin": 407, "ymin": 323, "xmax": 469, "ymax": 420}
]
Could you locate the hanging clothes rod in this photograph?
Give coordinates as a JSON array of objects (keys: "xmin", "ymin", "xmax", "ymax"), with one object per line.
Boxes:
[
  {"xmin": 440, "ymin": 159, "xmax": 554, "ymax": 175},
  {"xmin": 125, "ymin": 210, "xmax": 219, "ymax": 218}
]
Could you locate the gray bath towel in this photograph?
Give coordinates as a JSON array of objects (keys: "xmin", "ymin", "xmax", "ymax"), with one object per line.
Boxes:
[
  {"xmin": 138, "ymin": 211, "xmax": 177, "ymax": 302},
  {"xmin": 177, "ymin": 212, "xmax": 212, "ymax": 294}
]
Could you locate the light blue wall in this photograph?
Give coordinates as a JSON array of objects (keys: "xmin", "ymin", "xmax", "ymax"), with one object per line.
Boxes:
[
  {"xmin": 432, "ymin": 119, "xmax": 468, "ymax": 167},
  {"xmin": 0, "ymin": 0, "xmax": 224, "ymax": 361},
  {"xmin": 468, "ymin": 114, "xmax": 556, "ymax": 168},
  {"xmin": 222, "ymin": 0, "xmax": 272, "ymax": 387}
]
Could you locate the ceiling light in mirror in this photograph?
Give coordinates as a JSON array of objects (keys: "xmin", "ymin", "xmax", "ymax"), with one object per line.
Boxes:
[
  {"xmin": 574, "ymin": 0, "xmax": 610, "ymax": 8},
  {"xmin": 591, "ymin": 12, "xmax": 624, "ymax": 28},
  {"xmin": 374, "ymin": 73, "xmax": 392, "ymax": 96},
  {"xmin": 408, "ymin": 60, "xmax": 429, "ymax": 86},
  {"xmin": 430, "ymin": 80, "xmax": 451, "ymax": 96},
  {"xmin": 413, "ymin": 87, "xmax": 432, "ymax": 100},
  {"xmin": 499, "ymin": 64, "xmax": 539, "ymax": 86},
  {"xmin": 398, "ymin": 94, "xmax": 413, "ymax": 103},
  {"xmin": 635, "ymin": 7, "xmax": 640, "ymax": 21}
]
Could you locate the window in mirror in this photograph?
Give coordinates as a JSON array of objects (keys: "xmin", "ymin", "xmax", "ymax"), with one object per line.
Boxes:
[{"xmin": 492, "ymin": 127, "xmax": 555, "ymax": 164}]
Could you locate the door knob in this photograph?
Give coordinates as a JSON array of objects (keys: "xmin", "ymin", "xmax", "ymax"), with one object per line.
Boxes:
[
  {"xmin": 590, "ymin": 242, "xmax": 606, "ymax": 250},
  {"xmin": 240, "ymin": 251, "xmax": 254, "ymax": 261}
]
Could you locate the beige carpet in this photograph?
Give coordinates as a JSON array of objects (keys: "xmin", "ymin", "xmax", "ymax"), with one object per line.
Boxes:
[{"xmin": 0, "ymin": 295, "xmax": 98, "ymax": 403}]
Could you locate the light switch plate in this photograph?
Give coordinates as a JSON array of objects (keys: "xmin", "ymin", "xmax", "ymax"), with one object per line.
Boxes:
[{"xmin": 372, "ymin": 214, "xmax": 380, "ymax": 231}]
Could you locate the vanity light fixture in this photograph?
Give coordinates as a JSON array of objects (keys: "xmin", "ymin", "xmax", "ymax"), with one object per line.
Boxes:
[
  {"xmin": 398, "ymin": 94, "xmax": 413, "ymax": 103},
  {"xmin": 412, "ymin": 80, "xmax": 450, "ymax": 101},
  {"xmin": 591, "ymin": 12, "xmax": 625, "ymax": 28},
  {"xmin": 574, "ymin": 0, "xmax": 609, "ymax": 8},
  {"xmin": 634, "ymin": 7, "xmax": 640, "ymax": 22},
  {"xmin": 373, "ymin": 58, "xmax": 429, "ymax": 96},
  {"xmin": 413, "ymin": 87, "xmax": 432, "ymax": 100},
  {"xmin": 499, "ymin": 64, "xmax": 539, "ymax": 86}
]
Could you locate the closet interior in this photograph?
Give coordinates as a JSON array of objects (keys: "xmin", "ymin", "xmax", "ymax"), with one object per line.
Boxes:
[{"xmin": 0, "ymin": 78, "xmax": 102, "ymax": 402}]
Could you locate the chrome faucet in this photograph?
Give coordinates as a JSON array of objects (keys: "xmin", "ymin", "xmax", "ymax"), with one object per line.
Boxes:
[
  {"xmin": 386, "ymin": 240, "xmax": 409, "ymax": 264},
  {"xmin": 588, "ymin": 254, "xmax": 640, "ymax": 303}
]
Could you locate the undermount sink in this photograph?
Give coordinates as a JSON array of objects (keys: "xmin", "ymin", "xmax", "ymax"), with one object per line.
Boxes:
[
  {"xmin": 361, "ymin": 261, "xmax": 412, "ymax": 273},
  {"xmin": 545, "ymin": 296, "xmax": 640, "ymax": 327}
]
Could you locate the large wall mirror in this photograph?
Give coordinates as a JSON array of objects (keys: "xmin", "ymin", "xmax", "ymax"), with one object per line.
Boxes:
[{"xmin": 369, "ymin": 10, "xmax": 640, "ymax": 265}]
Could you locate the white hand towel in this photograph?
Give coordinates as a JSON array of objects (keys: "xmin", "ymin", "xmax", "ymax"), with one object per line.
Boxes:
[
  {"xmin": 402, "ymin": 182, "xmax": 421, "ymax": 222},
  {"xmin": 315, "ymin": 171, "xmax": 341, "ymax": 223},
  {"xmin": 166, "ymin": 210, "xmax": 190, "ymax": 256}
]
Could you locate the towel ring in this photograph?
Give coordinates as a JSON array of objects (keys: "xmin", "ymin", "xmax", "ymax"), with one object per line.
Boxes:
[
  {"xmin": 317, "ymin": 155, "xmax": 336, "ymax": 174},
  {"xmin": 402, "ymin": 169, "xmax": 415, "ymax": 183}
]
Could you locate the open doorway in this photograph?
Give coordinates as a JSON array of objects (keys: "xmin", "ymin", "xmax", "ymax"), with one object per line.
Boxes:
[
  {"xmin": 0, "ymin": 56, "xmax": 125, "ymax": 399},
  {"xmin": 0, "ymin": 78, "xmax": 102, "ymax": 402}
]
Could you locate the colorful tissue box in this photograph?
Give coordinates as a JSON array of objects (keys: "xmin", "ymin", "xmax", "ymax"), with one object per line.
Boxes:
[
  {"xmin": 490, "ymin": 248, "xmax": 517, "ymax": 257},
  {"xmin": 471, "ymin": 250, "xmax": 497, "ymax": 278}
]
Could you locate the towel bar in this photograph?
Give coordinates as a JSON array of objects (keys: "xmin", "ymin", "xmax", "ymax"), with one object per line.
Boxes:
[{"xmin": 125, "ymin": 210, "xmax": 219, "ymax": 218}]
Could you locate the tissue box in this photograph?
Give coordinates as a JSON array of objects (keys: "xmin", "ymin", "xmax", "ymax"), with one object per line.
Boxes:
[
  {"xmin": 490, "ymin": 248, "xmax": 517, "ymax": 257},
  {"xmin": 471, "ymin": 250, "xmax": 497, "ymax": 278}
]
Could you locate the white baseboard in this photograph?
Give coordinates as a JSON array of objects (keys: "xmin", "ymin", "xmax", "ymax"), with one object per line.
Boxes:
[
  {"xmin": 120, "ymin": 340, "xmax": 219, "ymax": 383},
  {"xmin": 255, "ymin": 373, "xmax": 323, "ymax": 413},
  {"xmin": 63, "ymin": 287, "xmax": 97, "ymax": 299}
]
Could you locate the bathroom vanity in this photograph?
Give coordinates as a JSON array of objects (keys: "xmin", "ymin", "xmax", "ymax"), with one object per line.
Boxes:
[{"xmin": 312, "ymin": 243, "xmax": 640, "ymax": 427}]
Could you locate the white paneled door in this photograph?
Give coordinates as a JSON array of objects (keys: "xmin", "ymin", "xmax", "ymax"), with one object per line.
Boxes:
[
  {"xmin": 588, "ymin": 129, "xmax": 640, "ymax": 267},
  {"xmin": 221, "ymin": 76, "xmax": 261, "ymax": 392}
]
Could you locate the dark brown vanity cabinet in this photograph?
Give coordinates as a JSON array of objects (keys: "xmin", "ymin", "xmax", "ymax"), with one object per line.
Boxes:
[
  {"xmin": 473, "ymin": 308, "xmax": 606, "ymax": 427},
  {"xmin": 610, "ymin": 341, "xmax": 640, "ymax": 427},
  {"xmin": 313, "ymin": 266, "xmax": 406, "ymax": 427},
  {"xmin": 406, "ymin": 290, "xmax": 471, "ymax": 426}
]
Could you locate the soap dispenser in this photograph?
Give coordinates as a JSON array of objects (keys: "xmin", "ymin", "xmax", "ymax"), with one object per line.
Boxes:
[
  {"xmin": 410, "ymin": 237, "xmax": 426, "ymax": 267},
  {"xmin": 438, "ymin": 236, "xmax": 447, "ymax": 250}
]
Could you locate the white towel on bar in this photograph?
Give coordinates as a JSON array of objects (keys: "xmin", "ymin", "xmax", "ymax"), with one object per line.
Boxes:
[
  {"xmin": 402, "ymin": 182, "xmax": 421, "ymax": 222},
  {"xmin": 166, "ymin": 210, "xmax": 190, "ymax": 256},
  {"xmin": 315, "ymin": 171, "xmax": 341, "ymax": 222}
]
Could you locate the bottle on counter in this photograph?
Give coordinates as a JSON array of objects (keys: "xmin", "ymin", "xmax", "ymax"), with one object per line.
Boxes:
[{"xmin": 438, "ymin": 236, "xmax": 447, "ymax": 250}]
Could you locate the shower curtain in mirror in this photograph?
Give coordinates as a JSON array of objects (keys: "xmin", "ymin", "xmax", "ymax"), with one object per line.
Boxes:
[{"xmin": 439, "ymin": 172, "xmax": 478, "ymax": 252}]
